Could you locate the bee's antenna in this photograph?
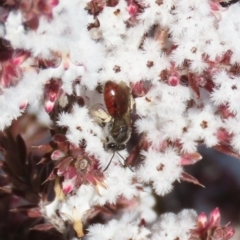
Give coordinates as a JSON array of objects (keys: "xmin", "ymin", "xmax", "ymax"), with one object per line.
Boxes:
[
  {"xmin": 116, "ymin": 152, "xmax": 134, "ymax": 172},
  {"xmin": 103, "ymin": 152, "xmax": 115, "ymax": 172},
  {"xmin": 103, "ymin": 151, "xmax": 134, "ymax": 172}
]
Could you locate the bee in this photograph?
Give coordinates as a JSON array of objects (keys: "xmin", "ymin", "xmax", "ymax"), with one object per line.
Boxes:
[{"xmin": 103, "ymin": 81, "xmax": 133, "ymax": 170}]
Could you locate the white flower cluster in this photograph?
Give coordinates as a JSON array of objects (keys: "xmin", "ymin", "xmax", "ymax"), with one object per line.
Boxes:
[
  {"xmin": 86, "ymin": 209, "xmax": 196, "ymax": 240},
  {"xmin": 42, "ymin": 189, "xmax": 196, "ymax": 240},
  {"xmin": 1, "ymin": 0, "xmax": 240, "ymax": 239}
]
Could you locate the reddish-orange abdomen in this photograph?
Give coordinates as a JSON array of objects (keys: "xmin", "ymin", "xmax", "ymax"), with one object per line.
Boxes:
[{"xmin": 104, "ymin": 81, "xmax": 130, "ymax": 118}]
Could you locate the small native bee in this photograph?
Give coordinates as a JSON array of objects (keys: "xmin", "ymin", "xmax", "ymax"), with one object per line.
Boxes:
[{"xmin": 103, "ymin": 81, "xmax": 133, "ymax": 170}]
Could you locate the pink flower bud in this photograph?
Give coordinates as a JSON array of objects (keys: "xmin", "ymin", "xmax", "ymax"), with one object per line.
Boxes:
[
  {"xmin": 0, "ymin": 62, "xmax": 20, "ymax": 87},
  {"xmin": 51, "ymin": 150, "xmax": 65, "ymax": 161},
  {"xmin": 197, "ymin": 212, "xmax": 207, "ymax": 228},
  {"xmin": 49, "ymin": 92, "xmax": 57, "ymax": 102},
  {"xmin": 208, "ymin": 207, "xmax": 220, "ymax": 227},
  {"xmin": 12, "ymin": 51, "xmax": 29, "ymax": 66},
  {"xmin": 19, "ymin": 100, "xmax": 28, "ymax": 110},
  {"xmin": 44, "ymin": 100, "xmax": 55, "ymax": 113},
  {"xmin": 210, "ymin": 2, "xmax": 220, "ymax": 11},
  {"xmin": 180, "ymin": 152, "xmax": 202, "ymax": 166},
  {"xmin": 57, "ymin": 157, "xmax": 74, "ymax": 175},
  {"xmin": 49, "ymin": 0, "xmax": 59, "ymax": 7},
  {"xmin": 224, "ymin": 227, "xmax": 235, "ymax": 239},
  {"xmin": 128, "ymin": 3, "xmax": 137, "ymax": 16},
  {"xmin": 62, "ymin": 177, "xmax": 76, "ymax": 194},
  {"xmin": 168, "ymin": 76, "xmax": 179, "ymax": 86},
  {"xmin": 216, "ymin": 128, "xmax": 232, "ymax": 143},
  {"xmin": 213, "ymin": 226, "xmax": 235, "ymax": 240},
  {"xmin": 44, "ymin": 79, "xmax": 61, "ymax": 102},
  {"xmin": 131, "ymin": 81, "xmax": 148, "ymax": 97}
]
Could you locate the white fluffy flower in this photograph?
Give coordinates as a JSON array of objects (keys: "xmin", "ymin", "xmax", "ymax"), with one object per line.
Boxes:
[
  {"xmin": 137, "ymin": 148, "xmax": 182, "ymax": 195},
  {"xmin": 57, "ymin": 104, "xmax": 105, "ymax": 158},
  {"xmin": 87, "ymin": 212, "xmax": 151, "ymax": 240},
  {"xmin": 151, "ymin": 209, "xmax": 197, "ymax": 240}
]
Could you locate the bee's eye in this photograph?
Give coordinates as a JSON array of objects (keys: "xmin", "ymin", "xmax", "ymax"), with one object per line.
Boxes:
[
  {"xmin": 104, "ymin": 143, "xmax": 117, "ymax": 151},
  {"xmin": 117, "ymin": 144, "xmax": 126, "ymax": 151},
  {"xmin": 107, "ymin": 143, "xmax": 117, "ymax": 149}
]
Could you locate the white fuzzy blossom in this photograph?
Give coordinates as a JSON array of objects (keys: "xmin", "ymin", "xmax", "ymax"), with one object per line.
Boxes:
[
  {"xmin": 86, "ymin": 209, "xmax": 197, "ymax": 240},
  {"xmin": 86, "ymin": 212, "xmax": 151, "ymax": 240},
  {"xmin": 151, "ymin": 210, "xmax": 197, "ymax": 240}
]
